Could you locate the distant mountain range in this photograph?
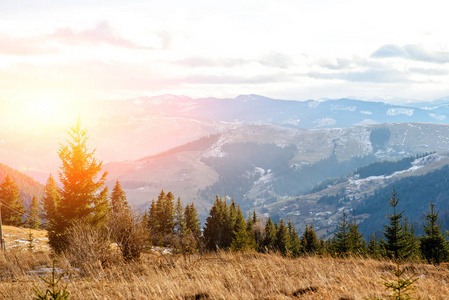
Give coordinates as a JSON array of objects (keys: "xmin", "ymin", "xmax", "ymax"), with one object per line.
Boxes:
[
  {"xmin": 3, "ymin": 94, "xmax": 449, "ymax": 237},
  {"xmin": 104, "ymin": 122, "xmax": 449, "ymax": 235},
  {"xmin": 3, "ymin": 94, "xmax": 449, "ymax": 182},
  {"xmin": 100, "ymin": 94, "xmax": 449, "ymax": 129}
]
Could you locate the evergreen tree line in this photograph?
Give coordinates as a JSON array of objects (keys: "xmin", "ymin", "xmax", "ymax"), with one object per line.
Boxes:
[
  {"xmin": 146, "ymin": 189, "xmax": 201, "ymax": 252},
  {"xmin": 200, "ymin": 188, "xmax": 449, "ymax": 265}
]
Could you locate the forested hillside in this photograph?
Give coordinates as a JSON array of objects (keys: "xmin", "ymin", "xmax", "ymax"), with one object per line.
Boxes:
[
  {"xmin": 200, "ymin": 142, "xmax": 380, "ymax": 210},
  {"xmin": 357, "ymin": 164, "xmax": 449, "ymax": 235},
  {"xmin": 0, "ymin": 163, "xmax": 44, "ymax": 205}
]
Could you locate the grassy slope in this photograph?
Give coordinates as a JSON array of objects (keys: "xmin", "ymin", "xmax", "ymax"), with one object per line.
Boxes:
[{"xmin": 0, "ymin": 226, "xmax": 448, "ymax": 299}]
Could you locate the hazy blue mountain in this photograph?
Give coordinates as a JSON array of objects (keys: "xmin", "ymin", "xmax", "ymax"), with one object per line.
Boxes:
[
  {"xmin": 117, "ymin": 94, "xmax": 449, "ymax": 128},
  {"xmin": 104, "ymin": 122, "xmax": 449, "ymax": 230}
]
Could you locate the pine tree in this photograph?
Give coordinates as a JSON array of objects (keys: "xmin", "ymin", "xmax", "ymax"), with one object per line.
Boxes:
[
  {"xmin": 348, "ymin": 213, "xmax": 365, "ymax": 256},
  {"xmin": 301, "ymin": 224, "xmax": 320, "ymax": 255},
  {"xmin": 227, "ymin": 198, "xmax": 238, "ymax": 244},
  {"xmin": 401, "ymin": 218, "xmax": 420, "ymax": 260},
  {"xmin": 287, "ymin": 220, "xmax": 301, "ymax": 257},
  {"xmin": 147, "ymin": 190, "xmax": 177, "ymax": 245},
  {"xmin": 148, "ymin": 199, "xmax": 157, "ymax": 232},
  {"xmin": 367, "ymin": 233, "xmax": 382, "ymax": 259},
  {"xmin": 203, "ymin": 196, "xmax": 230, "ymax": 250},
  {"xmin": 420, "ymin": 203, "xmax": 448, "ymax": 264},
  {"xmin": 332, "ymin": 210, "xmax": 352, "ymax": 256},
  {"xmin": 174, "ymin": 197, "xmax": 186, "ymax": 235},
  {"xmin": 161, "ymin": 191, "xmax": 175, "ymax": 235},
  {"xmin": 263, "ymin": 217, "xmax": 277, "ymax": 251},
  {"xmin": 275, "ymin": 220, "xmax": 291, "ymax": 256},
  {"xmin": 27, "ymin": 195, "xmax": 41, "ymax": 229},
  {"xmin": 93, "ymin": 186, "xmax": 110, "ymax": 226},
  {"xmin": 0, "ymin": 174, "xmax": 25, "ymax": 226},
  {"xmin": 382, "ymin": 188, "xmax": 412, "ymax": 261},
  {"xmin": 184, "ymin": 203, "xmax": 201, "ymax": 237},
  {"xmin": 50, "ymin": 120, "xmax": 109, "ymax": 253},
  {"xmin": 41, "ymin": 175, "xmax": 60, "ymax": 230},
  {"xmin": 230, "ymin": 206, "xmax": 255, "ymax": 252},
  {"xmin": 111, "ymin": 180, "xmax": 129, "ymax": 214}
]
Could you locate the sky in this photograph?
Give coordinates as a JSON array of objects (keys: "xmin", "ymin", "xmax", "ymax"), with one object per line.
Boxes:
[{"xmin": 2, "ymin": 0, "xmax": 449, "ymax": 104}]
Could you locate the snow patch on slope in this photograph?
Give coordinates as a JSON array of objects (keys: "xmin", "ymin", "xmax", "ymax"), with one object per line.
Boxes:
[
  {"xmin": 387, "ymin": 108, "xmax": 414, "ymax": 117},
  {"xmin": 429, "ymin": 113, "xmax": 446, "ymax": 121},
  {"xmin": 314, "ymin": 117, "xmax": 336, "ymax": 127}
]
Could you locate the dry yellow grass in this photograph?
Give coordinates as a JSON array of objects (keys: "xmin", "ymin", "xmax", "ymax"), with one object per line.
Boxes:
[
  {"xmin": 2, "ymin": 225, "xmax": 49, "ymax": 251},
  {"xmin": 0, "ymin": 250, "xmax": 448, "ymax": 299},
  {"xmin": 0, "ymin": 226, "xmax": 448, "ymax": 299}
]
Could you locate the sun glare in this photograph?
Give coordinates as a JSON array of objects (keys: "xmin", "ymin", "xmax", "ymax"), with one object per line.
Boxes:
[{"xmin": 8, "ymin": 95, "xmax": 79, "ymax": 132}]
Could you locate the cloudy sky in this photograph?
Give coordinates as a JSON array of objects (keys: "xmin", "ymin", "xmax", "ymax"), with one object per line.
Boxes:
[{"xmin": 1, "ymin": 0, "xmax": 449, "ymax": 103}]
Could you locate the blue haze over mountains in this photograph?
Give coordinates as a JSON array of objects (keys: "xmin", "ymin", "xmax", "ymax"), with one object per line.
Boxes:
[{"xmin": 131, "ymin": 94, "xmax": 449, "ymax": 128}]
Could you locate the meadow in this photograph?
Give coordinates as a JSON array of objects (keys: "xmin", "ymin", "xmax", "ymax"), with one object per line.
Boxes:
[{"xmin": 0, "ymin": 226, "xmax": 448, "ymax": 300}]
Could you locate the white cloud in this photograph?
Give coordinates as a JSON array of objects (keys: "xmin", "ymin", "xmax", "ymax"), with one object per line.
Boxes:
[{"xmin": 372, "ymin": 44, "xmax": 449, "ymax": 64}]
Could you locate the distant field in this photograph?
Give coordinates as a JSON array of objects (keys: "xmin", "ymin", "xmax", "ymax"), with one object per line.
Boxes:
[
  {"xmin": 2, "ymin": 225, "xmax": 49, "ymax": 251},
  {"xmin": 0, "ymin": 226, "xmax": 448, "ymax": 299}
]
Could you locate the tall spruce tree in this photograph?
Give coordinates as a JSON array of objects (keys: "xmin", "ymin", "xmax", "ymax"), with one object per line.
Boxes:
[
  {"xmin": 301, "ymin": 224, "xmax": 320, "ymax": 255},
  {"xmin": 111, "ymin": 180, "xmax": 129, "ymax": 214},
  {"xmin": 275, "ymin": 220, "xmax": 291, "ymax": 256},
  {"xmin": 348, "ymin": 213, "xmax": 365, "ymax": 256},
  {"xmin": 49, "ymin": 120, "xmax": 109, "ymax": 253},
  {"xmin": 230, "ymin": 205, "xmax": 255, "ymax": 252},
  {"xmin": 382, "ymin": 188, "xmax": 413, "ymax": 261},
  {"xmin": 41, "ymin": 175, "xmax": 60, "ymax": 229},
  {"xmin": 367, "ymin": 233, "xmax": 382, "ymax": 259},
  {"xmin": 203, "ymin": 196, "xmax": 230, "ymax": 250},
  {"xmin": 420, "ymin": 203, "xmax": 448, "ymax": 264},
  {"xmin": 147, "ymin": 199, "xmax": 158, "ymax": 232},
  {"xmin": 174, "ymin": 197, "xmax": 186, "ymax": 235},
  {"xmin": 332, "ymin": 210, "xmax": 352, "ymax": 256},
  {"xmin": 184, "ymin": 203, "xmax": 201, "ymax": 237},
  {"xmin": 0, "ymin": 174, "xmax": 25, "ymax": 226},
  {"xmin": 26, "ymin": 196, "xmax": 41, "ymax": 229},
  {"xmin": 287, "ymin": 220, "xmax": 301, "ymax": 257},
  {"xmin": 148, "ymin": 190, "xmax": 177, "ymax": 245},
  {"xmin": 401, "ymin": 218, "xmax": 420, "ymax": 260},
  {"xmin": 263, "ymin": 217, "xmax": 277, "ymax": 251},
  {"xmin": 161, "ymin": 191, "xmax": 175, "ymax": 235}
]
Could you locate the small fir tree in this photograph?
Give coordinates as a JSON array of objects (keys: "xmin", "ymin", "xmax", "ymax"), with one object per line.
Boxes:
[
  {"xmin": 275, "ymin": 220, "xmax": 291, "ymax": 256},
  {"xmin": 41, "ymin": 175, "xmax": 60, "ymax": 230},
  {"xmin": 420, "ymin": 203, "xmax": 448, "ymax": 264},
  {"xmin": 110, "ymin": 180, "xmax": 129, "ymax": 214},
  {"xmin": 332, "ymin": 210, "xmax": 352, "ymax": 256},
  {"xmin": 382, "ymin": 188, "xmax": 408, "ymax": 261},
  {"xmin": 287, "ymin": 220, "xmax": 301, "ymax": 257},
  {"xmin": 301, "ymin": 224, "xmax": 320, "ymax": 255},
  {"xmin": 174, "ymin": 197, "xmax": 186, "ymax": 235},
  {"xmin": 27, "ymin": 195, "xmax": 41, "ymax": 229},
  {"xmin": 203, "ymin": 196, "xmax": 231, "ymax": 250},
  {"xmin": 367, "ymin": 233, "xmax": 382, "ymax": 259},
  {"xmin": 230, "ymin": 206, "xmax": 256, "ymax": 252},
  {"xmin": 263, "ymin": 217, "xmax": 277, "ymax": 251},
  {"xmin": 0, "ymin": 174, "xmax": 25, "ymax": 226},
  {"xmin": 184, "ymin": 203, "xmax": 201, "ymax": 237},
  {"xmin": 348, "ymin": 213, "xmax": 365, "ymax": 256}
]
